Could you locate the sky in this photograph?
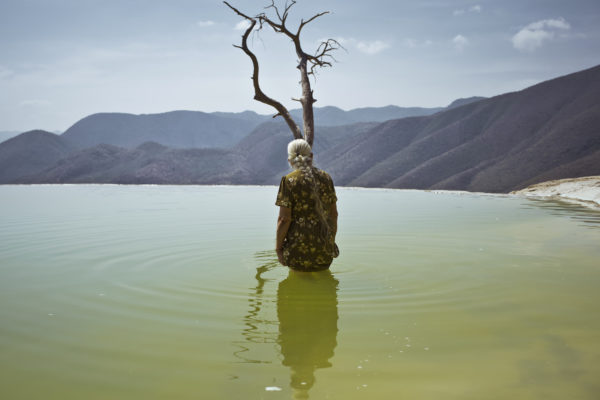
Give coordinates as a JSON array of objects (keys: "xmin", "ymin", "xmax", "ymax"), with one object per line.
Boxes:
[{"xmin": 1, "ymin": 0, "xmax": 599, "ymax": 132}]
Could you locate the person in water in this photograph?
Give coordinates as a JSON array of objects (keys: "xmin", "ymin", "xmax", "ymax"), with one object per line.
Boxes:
[{"xmin": 275, "ymin": 139, "xmax": 339, "ymax": 271}]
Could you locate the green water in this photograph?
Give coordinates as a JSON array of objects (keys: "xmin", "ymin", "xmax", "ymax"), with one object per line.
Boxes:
[{"xmin": 1, "ymin": 185, "xmax": 599, "ymax": 399}]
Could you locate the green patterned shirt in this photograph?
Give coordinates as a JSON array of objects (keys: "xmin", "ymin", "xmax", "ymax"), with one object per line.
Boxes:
[{"xmin": 276, "ymin": 168, "xmax": 337, "ymax": 271}]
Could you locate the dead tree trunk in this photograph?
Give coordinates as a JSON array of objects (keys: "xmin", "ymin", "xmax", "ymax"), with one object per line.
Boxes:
[{"xmin": 224, "ymin": 1, "xmax": 340, "ymax": 147}]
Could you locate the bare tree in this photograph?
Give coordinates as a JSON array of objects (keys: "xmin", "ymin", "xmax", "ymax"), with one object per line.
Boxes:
[{"xmin": 224, "ymin": 0, "xmax": 341, "ymax": 147}]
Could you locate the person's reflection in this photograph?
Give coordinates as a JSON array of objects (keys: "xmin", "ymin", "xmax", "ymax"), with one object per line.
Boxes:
[{"xmin": 277, "ymin": 269, "xmax": 339, "ymax": 399}]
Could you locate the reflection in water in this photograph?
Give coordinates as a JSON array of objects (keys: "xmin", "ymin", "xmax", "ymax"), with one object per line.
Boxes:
[
  {"xmin": 521, "ymin": 198, "xmax": 600, "ymax": 229},
  {"xmin": 233, "ymin": 251, "xmax": 279, "ymax": 364},
  {"xmin": 277, "ymin": 268, "xmax": 339, "ymax": 399},
  {"xmin": 237, "ymin": 251, "xmax": 339, "ymax": 398}
]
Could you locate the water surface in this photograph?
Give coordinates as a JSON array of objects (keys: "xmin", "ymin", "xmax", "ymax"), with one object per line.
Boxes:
[{"xmin": 1, "ymin": 185, "xmax": 599, "ymax": 399}]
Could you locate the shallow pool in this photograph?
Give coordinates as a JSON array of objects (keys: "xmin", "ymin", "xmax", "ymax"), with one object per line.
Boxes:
[{"xmin": 1, "ymin": 185, "xmax": 599, "ymax": 399}]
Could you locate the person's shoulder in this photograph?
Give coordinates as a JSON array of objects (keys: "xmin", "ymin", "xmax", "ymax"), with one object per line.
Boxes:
[
  {"xmin": 316, "ymin": 169, "xmax": 333, "ymax": 182},
  {"xmin": 291, "ymin": 169, "xmax": 303, "ymax": 176},
  {"xmin": 282, "ymin": 170, "xmax": 302, "ymax": 185},
  {"xmin": 284, "ymin": 170, "xmax": 302, "ymax": 179}
]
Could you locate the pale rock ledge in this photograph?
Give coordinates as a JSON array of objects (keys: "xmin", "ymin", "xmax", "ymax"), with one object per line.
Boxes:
[{"xmin": 511, "ymin": 176, "xmax": 600, "ymax": 208}]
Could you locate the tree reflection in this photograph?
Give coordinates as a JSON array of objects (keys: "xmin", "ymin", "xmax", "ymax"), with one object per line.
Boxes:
[{"xmin": 277, "ymin": 269, "xmax": 339, "ymax": 399}]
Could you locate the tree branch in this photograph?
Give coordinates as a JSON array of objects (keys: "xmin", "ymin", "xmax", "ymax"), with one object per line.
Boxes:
[
  {"xmin": 306, "ymin": 38, "xmax": 343, "ymax": 75},
  {"xmin": 225, "ymin": 1, "xmax": 340, "ymax": 146},
  {"xmin": 297, "ymin": 11, "xmax": 329, "ymax": 36},
  {"xmin": 224, "ymin": 1, "xmax": 302, "ymax": 140}
]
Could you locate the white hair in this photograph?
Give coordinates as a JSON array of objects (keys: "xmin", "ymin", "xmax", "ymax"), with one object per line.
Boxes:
[{"xmin": 287, "ymin": 139, "xmax": 313, "ymax": 172}]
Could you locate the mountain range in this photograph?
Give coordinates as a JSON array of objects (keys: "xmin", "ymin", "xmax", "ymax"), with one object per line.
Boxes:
[
  {"xmin": 0, "ymin": 101, "xmax": 460, "ymax": 184},
  {"xmin": 1, "ymin": 64, "xmax": 598, "ymax": 192}
]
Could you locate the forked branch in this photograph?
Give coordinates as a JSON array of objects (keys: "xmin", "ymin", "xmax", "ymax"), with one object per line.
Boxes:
[
  {"xmin": 224, "ymin": 1, "xmax": 302, "ymax": 140},
  {"xmin": 224, "ymin": 0, "xmax": 341, "ymax": 146}
]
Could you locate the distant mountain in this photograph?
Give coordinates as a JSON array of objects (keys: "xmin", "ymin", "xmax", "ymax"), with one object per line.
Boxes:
[
  {"xmin": 320, "ymin": 64, "xmax": 600, "ymax": 192},
  {"xmin": 446, "ymin": 97, "xmax": 486, "ymax": 109},
  {"xmin": 0, "ymin": 103, "xmax": 461, "ymax": 183},
  {"xmin": 289, "ymin": 105, "xmax": 446, "ymax": 126},
  {"xmin": 290, "ymin": 98, "xmax": 486, "ymax": 126},
  {"xmin": 57, "ymin": 102, "xmax": 478, "ymax": 151},
  {"xmin": 2, "ymin": 64, "xmax": 598, "ymax": 192},
  {"xmin": 0, "ymin": 130, "xmax": 75, "ymax": 183},
  {"xmin": 14, "ymin": 122, "xmax": 376, "ymax": 185},
  {"xmin": 60, "ymin": 110, "xmax": 269, "ymax": 150},
  {"xmin": 18, "ymin": 142, "xmax": 250, "ymax": 185}
]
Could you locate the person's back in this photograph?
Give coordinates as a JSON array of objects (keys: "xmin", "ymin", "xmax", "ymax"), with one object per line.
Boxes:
[{"xmin": 275, "ymin": 139, "xmax": 338, "ymax": 271}]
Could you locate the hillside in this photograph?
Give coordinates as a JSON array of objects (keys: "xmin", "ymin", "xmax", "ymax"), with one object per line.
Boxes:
[
  {"xmin": 287, "ymin": 99, "xmax": 484, "ymax": 126},
  {"xmin": 446, "ymin": 97, "xmax": 486, "ymax": 109},
  {"xmin": 0, "ymin": 130, "xmax": 75, "ymax": 183},
  {"xmin": 0, "ymin": 104, "xmax": 444, "ymax": 183},
  {"xmin": 19, "ymin": 142, "xmax": 250, "ymax": 185},
  {"xmin": 289, "ymin": 105, "xmax": 444, "ymax": 126},
  {"xmin": 1, "ymin": 65, "xmax": 598, "ymax": 191},
  {"xmin": 58, "ymin": 104, "xmax": 456, "ymax": 151},
  {"xmin": 320, "ymin": 64, "xmax": 600, "ymax": 192},
  {"xmin": 15, "ymin": 122, "xmax": 376, "ymax": 185},
  {"xmin": 60, "ymin": 110, "xmax": 269, "ymax": 150}
]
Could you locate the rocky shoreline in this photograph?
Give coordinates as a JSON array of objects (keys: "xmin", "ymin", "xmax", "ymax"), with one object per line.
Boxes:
[{"xmin": 511, "ymin": 176, "xmax": 600, "ymax": 209}]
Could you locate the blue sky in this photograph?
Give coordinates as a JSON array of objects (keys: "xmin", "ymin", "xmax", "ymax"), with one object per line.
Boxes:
[{"xmin": 1, "ymin": 0, "xmax": 599, "ymax": 132}]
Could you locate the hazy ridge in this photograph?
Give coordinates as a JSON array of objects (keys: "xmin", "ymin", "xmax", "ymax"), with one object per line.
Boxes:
[
  {"xmin": 1, "ymin": 65, "xmax": 599, "ymax": 193},
  {"xmin": 0, "ymin": 103, "xmax": 449, "ymax": 185}
]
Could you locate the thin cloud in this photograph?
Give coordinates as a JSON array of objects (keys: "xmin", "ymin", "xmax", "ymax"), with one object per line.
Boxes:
[
  {"xmin": 234, "ymin": 20, "xmax": 251, "ymax": 31},
  {"xmin": 452, "ymin": 34, "xmax": 469, "ymax": 51},
  {"xmin": 336, "ymin": 38, "xmax": 391, "ymax": 55},
  {"xmin": 357, "ymin": 40, "xmax": 390, "ymax": 55},
  {"xmin": 402, "ymin": 38, "xmax": 433, "ymax": 49},
  {"xmin": 453, "ymin": 4, "xmax": 482, "ymax": 16},
  {"xmin": 527, "ymin": 18, "xmax": 570, "ymax": 30},
  {"xmin": 197, "ymin": 20, "xmax": 215, "ymax": 28},
  {"xmin": 404, "ymin": 38, "xmax": 418, "ymax": 48},
  {"xmin": 512, "ymin": 18, "xmax": 571, "ymax": 52},
  {"xmin": 19, "ymin": 99, "xmax": 52, "ymax": 107}
]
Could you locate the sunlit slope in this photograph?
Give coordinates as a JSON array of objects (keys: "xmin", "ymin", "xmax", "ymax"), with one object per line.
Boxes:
[{"xmin": 322, "ymin": 64, "xmax": 600, "ymax": 192}]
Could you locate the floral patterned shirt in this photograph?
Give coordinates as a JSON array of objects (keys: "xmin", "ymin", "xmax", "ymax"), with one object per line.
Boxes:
[{"xmin": 276, "ymin": 168, "xmax": 337, "ymax": 271}]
